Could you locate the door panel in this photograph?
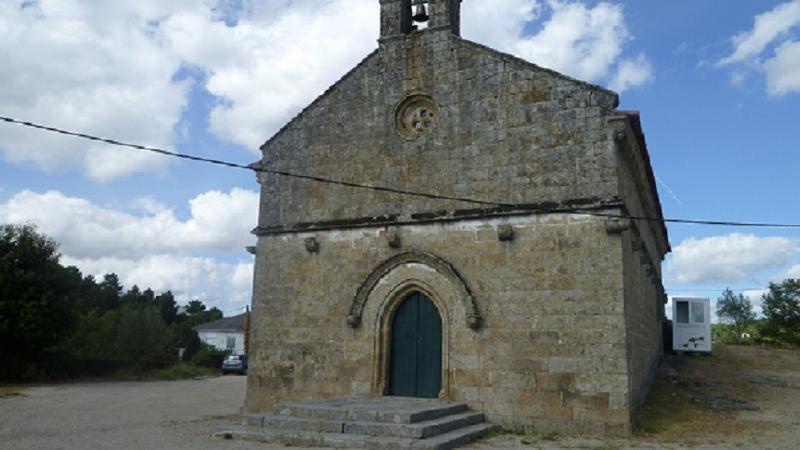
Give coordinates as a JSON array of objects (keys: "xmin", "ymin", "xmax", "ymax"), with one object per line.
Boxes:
[
  {"xmin": 389, "ymin": 292, "xmax": 442, "ymax": 398},
  {"xmin": 389, "ymin": 293, "xmax": 419, "ymax": 397},
  {"xmin": 416, "ymin": 295, "xmax": 442, "ymax": 398}
]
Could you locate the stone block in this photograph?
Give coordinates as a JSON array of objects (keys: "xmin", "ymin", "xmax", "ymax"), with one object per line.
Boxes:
[{"xmin": 535, "ymin": 372, "xmax": 576, "ymax": 393}]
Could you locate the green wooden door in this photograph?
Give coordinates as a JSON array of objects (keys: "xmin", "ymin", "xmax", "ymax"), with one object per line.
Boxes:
[{"xmin": 389, "ymin": 292, "xmax": 442, "ymax": 398}]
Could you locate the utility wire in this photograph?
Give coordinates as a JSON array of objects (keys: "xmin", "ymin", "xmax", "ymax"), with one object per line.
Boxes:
[
  {"xmin": 3, "ymin": 115, "xmax": 800, "ymax": 229},
  {"xmin": 666, "ymin": 288, "xmax": 765, "ymax": 292}
]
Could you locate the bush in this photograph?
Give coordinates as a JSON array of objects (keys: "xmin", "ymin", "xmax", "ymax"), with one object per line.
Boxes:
[
  {"xmin": 712, "ymin": 323, "xmax": 759, "ymax": 345},
  {"xmin": 190, "ymin": 343, "xmax": 229, "ymax": 368},
  {"xmin": 760, "ymin": 280, "xmax": 800, "ymax": 347},
  {"xmin": 116, "ymin": 304, "xmax": 175, "ymax": 371},
  {"xmin": 181, "ymin": 331, "xmax": 202, "ymax": 362}
]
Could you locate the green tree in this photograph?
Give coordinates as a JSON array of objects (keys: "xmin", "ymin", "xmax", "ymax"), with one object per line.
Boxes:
[
  {"xmin": 154, "ymin": 291, "xmax": 178, "ymax": 325},
  {"xmin": 97, "ymin": 273, "xmax": 123, "ymax": 311},
  {"xmin": 182, "ymin": 330, "xmax": 202, "ymax": 361},
  {"xmin": 116, "ymin": 304, "xmax": 175, "ymax": 371},
  {"xmin": 173, "ymin": 299, "xmax": 221, "ymax": 348},
  {"xmin": 716, "ymin": 288, "xmax": 756, "ymax": 344},
  {"xmin": 121, "ymin": 285, "xmax": 144, "ymax": 306},
  {"xmin": 185, "ymin": 299, "xmax": 206, "ymax": 315},
  {"xmin": 0, "ymin": 224, "xmax": 78, "ymax": 380},
  {"xmin": 141, "ymin": 288, "xmax": 155, "ymax": 303},
  {"xmin": 761, "ymin": 279, "xmax": 800, "ymax": 347}
]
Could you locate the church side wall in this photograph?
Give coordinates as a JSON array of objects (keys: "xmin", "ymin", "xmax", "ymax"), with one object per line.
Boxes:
[
  {"xmin": 246, "ymin": 214, "xmax": 632, "ymax": 434},
  {"xmin": 616, "ymin": 141, "xmax": 664, "ymax": 414}
]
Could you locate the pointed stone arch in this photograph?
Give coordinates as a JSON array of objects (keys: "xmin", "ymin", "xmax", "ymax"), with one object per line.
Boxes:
[{"xmin": 347, "ymin": 250, "xmax": 481, "ymax": 330}]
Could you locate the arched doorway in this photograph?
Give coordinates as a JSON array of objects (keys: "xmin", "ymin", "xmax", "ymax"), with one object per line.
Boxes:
[{"xmin": 389, "ymin": 292, "xmax": 442, "ymax": 398}]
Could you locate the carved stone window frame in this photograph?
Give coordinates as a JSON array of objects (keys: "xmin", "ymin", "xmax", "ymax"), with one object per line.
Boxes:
[{"xmin": 394, "ymin": 94, "xmax": 439, "ymax": 140}]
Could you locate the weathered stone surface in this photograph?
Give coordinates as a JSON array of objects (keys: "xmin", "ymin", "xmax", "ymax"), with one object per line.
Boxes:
[
  {"xmin": 223, "ymin": 397, "xmax": 497, "ymax": 449},
  {"xmin": 246, "ymin": 0, "xmax": 669, "ymax": 437}
]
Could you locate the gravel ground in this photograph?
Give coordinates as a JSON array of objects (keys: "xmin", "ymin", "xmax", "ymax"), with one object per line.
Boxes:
[
  {"xmin": 0, "ymin": 375, "xmax": 287, "ymax": 450},
  {"xmin": 2, "ymin": 345, "xmax": 797, "ymax": 450}
]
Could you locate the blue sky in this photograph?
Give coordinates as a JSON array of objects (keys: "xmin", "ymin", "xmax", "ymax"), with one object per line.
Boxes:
[{"xmin": 1, "ymin": 0, "xmax": 798, "ymax": 316}]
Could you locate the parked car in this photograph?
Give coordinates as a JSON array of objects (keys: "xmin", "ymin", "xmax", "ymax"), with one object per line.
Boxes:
[{"xmin": 221, "ymin": 354, "xmax": 248, "ymax": 375}]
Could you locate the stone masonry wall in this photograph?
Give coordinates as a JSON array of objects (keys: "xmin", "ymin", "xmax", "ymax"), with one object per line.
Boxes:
[
  {"xmin": 247, "ymin": 214, "xmax": 633, "ymax": 434},
  {"xmin": 621, "ymin": 227, "xmax": 663, "ymax": 414},
  {"xmin": 616, "ymin": 133, "xmax": 665, "ymax": 412},
  {"xmin": 257, "ymin": 29, "xmax": 620, "ymax": 230},
  {"xmin": 248, "ymin": 10, "xmax": 667, "ymax": 436}
]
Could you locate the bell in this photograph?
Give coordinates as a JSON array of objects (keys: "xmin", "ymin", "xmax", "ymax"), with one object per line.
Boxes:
[{"xmin": 411, "ymin": 1, "xmax": 429, "ymax": 22}]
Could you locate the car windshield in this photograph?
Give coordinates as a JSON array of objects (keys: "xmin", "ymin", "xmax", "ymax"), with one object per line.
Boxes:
[{"xmin": 225, "ymin": 356, "xmax": 240, "ymax": 362}]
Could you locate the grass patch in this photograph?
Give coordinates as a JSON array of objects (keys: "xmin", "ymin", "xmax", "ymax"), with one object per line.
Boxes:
[
  {"xmin": 634, "ymin": 346, "xmax": 770, "ymax": 441},
  {"xmin": 114, "ymin": 363, "xmax": 219, "ymax": 381}
]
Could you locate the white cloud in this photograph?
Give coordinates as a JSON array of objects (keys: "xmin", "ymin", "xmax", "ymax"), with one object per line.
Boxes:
[
  {"xmin": 0, "ymin": 188, "xmax": 258, "ymax": 258},
  {"xmin": 774, "ymin": 263, "xmax": 800, "ymax": 282},
  {"xmin": 463, "ymin": 0, "xmax": 651, "ymax": 92},
  {"xmin": 764, "ymin": 40, "xmax": 800, "ymax": 95},
  {"xmin": 718, "ymin": 0, "xmax": 800, "ymax": 96},
  {"xmin": 609, "ymin": 53, "xmax": 654, "ymax": 92},
  {"xmin": 719, "ymin": 0, "xmax": 800, "ymax": 65},
  {"xmin": 62, "ymin": 254, "xmax": 253, "ymax": 309},
  {"xmin": 0, "ymin": 186, "xmax": 258, "ymax": 310},
  {"xmin": 742, "ymin": 289, "xmax": 768, "ymax": 317},
  {"xmin": 514, "ymin": 1, "xmax": 628, "ymax": 82},
  {"xmin": 0, "ymin": 0, "xmax": 202, "ymax": 180},
  {"xmin": 162, "ymin": 0, "xmax": 380, "ymax": 151},
  {"xmin": 461, "ymin": 0, "xmax": 541, "ymax": 51},
  {"xmin": 162, "ymin": 0, "xmax": 652, "ymax": 151},
  {"xmin": 665, "ymin": 233, "xmax": 799, "ymax": 285},
  {"xmin": 1, "ymin": 0, "xmax": 652, "ymax": 177}
]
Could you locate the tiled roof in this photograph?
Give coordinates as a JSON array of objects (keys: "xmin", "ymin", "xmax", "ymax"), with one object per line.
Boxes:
[{"xmin": 193, "ymin": 312, "xmax": 247, "ymax": 332}]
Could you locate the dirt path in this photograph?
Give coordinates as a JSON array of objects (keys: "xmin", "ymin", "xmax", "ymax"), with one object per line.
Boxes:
[{"xmin": 469, "ymin": 345, "xmax": 800, "ymax": 449}]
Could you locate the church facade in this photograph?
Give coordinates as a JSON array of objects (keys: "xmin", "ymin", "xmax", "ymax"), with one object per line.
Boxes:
[{"xmin": 246, "ymin": 0, "xmax": 669, "ymax": 435}]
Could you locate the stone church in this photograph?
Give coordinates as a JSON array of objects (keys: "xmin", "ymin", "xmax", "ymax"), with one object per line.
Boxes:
[{"xmin": 246, "ymin": 0, "xmax": 669, "ymax": 435}]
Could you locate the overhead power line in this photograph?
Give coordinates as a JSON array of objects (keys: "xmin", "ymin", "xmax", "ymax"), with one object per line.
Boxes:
[
  {"xmin": 3, "ymin": 115, "xmax": 800, "ymax": 229},
  {"xmin": 666, "ymin": 288, "xmax": 765, "ymax": 293}
]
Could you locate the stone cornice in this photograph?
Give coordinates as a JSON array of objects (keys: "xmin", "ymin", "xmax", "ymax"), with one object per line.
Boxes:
[{"xmin": 253, "ymin": 196, "xmax": 624, "ymax": 236}]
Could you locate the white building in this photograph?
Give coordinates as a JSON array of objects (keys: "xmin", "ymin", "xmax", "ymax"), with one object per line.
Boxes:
[{"xmin": 193, "ymin": 313, "xmax": 247, "ymax": 355}]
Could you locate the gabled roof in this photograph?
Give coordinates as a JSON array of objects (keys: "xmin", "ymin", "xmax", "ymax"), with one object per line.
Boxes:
[
  {"xmin": 258, "ymin": 49, "xmax": 380, "ymax": 154},
  {"xmin": 193, "ymin": 312, "xmax": 246, "ymax": 333},
  {"xmin": 458, "ymin": 38, "xmax": 619, "ymax": 107},
  {"xmin": 256, "ymin": 34, "xmax": 621, "ymax": 157},
  {"xmin": 616, "ymin": 110, "xmax": 671, "ymax": 252}
]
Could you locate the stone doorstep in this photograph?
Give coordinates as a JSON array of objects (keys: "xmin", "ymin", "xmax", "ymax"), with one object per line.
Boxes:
[
  {"xmin": 245, "ymin": 411, "xmax": 485, "ymax": 439},
  {"xmin": 215, "ymin": 422, "xmax": 499, "ymax": 450},
  {"xmin": 279, "ymin": 400, "xmax": 469, "ymax": 424},
  {"xmin": 345, "ymin": 411, "xmax": 486, "ymax": 438}
]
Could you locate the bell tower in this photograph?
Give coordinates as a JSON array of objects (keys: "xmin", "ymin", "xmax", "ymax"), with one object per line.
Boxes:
[{"xmin": 380, "ymin": 0, "xmax": 461, "ymax": 39}]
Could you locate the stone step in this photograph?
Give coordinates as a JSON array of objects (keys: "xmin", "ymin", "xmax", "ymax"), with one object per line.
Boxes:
[
  {"xmin": 245, "ymin": 411, "xmax": 485, "ymax": 439},
  {"xmin": 216, "ymin": 422, "xmax": 499, "ymax": 450},
  {"xmin": 344, "ymin": 411, "xmax": 486, "ymax": 439},
  {"xmin": 244, "ymin": 413, "xmax": 344, "ymax": 432},
  {"xmin": 413, "ymin": 423, "xmax": 500, "ymax": 450},
  {"xmin": 278, "ymin": 398, "xmax": 469, "ymax": 424}
]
